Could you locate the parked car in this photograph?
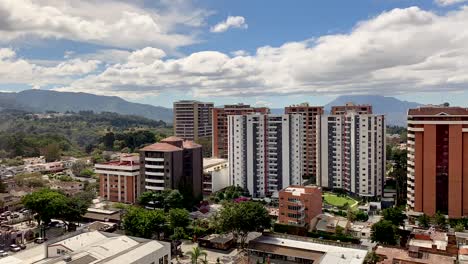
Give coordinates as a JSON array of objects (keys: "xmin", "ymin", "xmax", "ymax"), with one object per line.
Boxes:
[
  {"xmin": 10, "ymin": 213, "xmax": 20, "ymax": 219},
  {"xmin": 9, "ymin": 245, "xmax": 20, "ymax": 252},
  {"xmin": 34, "ymin": 237, "xmax": 46, "ymax": 244},
  {"xmin": 0, "ymin": 251, "xmax": 8, "ymax": 257},
  {"xmin": 0, "ymin": 211, "xmax": 11, "ymax": 217},
  {"xmin": 48, "ymin": 221, "xmax": 60, "ymax": 227}
]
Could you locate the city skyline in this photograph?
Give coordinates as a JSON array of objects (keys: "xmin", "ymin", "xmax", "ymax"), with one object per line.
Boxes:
[{"xmin": 0, "ymin": 1, "xmax": 467, "ymax": 108}]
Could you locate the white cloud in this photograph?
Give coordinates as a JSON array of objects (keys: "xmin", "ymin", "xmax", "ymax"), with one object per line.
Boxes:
[
  {"xmin": 0, "ymin": 0, "xmax": 210, "ymax": 51},
  {"xmin": 0, "ymin": 5, "xmax": 462, "ymax": 100},
  {"xmin": 211, "ymin": 16, "xmax": 248, "ymax": 33},
  {"xmin": 435, "ymin": 0, "xmax": 468, "ymax": 6},
  {"xmin": 0, "ymin": 48, "xmax": 100, "ymax": 89}
]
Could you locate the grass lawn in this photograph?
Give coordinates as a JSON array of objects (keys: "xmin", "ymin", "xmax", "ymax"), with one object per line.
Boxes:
[{"xmin": 323, "ymin": 193, "xmax": 359, "ymax": 208}]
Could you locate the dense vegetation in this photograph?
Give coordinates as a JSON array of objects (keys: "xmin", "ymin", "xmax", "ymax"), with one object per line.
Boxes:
[{"xmin": 0, "ymin": 110, "xmax": 169, "ymax": 159}]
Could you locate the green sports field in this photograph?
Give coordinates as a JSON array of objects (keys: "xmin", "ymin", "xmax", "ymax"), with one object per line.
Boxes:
[{"xmin": 323, "ymin": 193, "xmax": 359, "ymax": 208}]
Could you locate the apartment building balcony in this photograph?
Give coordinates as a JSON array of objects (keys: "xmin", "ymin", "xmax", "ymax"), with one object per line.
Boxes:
[{"xmin": 145, "ymin": 164, "xmax": 164, "ymax": 169}]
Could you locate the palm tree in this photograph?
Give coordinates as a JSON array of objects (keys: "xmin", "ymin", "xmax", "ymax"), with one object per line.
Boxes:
[{"xmin": 187, "ymin": 246, "xmax": 208, "ymax": 264}]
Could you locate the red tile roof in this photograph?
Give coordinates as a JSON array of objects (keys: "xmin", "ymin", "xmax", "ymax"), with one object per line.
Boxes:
[
  {"xmin": 183, "ymin": 141, "xmax": 202, "ymax": 149},
  {"xmin": 408, "ymin": 107, "xmax": 468, "ymax": 116},
  {"xmin": 140, "ymin": 142, "xmax": 183, "ymax": 152},
  {"xmin": 161, "ymin": 136, "xmax": 184, "ymax": 142}
]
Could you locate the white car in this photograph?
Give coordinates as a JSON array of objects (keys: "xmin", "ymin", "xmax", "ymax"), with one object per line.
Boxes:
[
  {"xmin": 10, "ymin": 245, "xmax": 21, "ymax": 252},
  {"xmin": 0, "ymin": 250, "xmax": 8, "ymax": 257}
]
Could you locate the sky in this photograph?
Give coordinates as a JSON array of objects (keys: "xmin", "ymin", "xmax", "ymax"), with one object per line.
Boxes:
[{"xmin": 0, "ymin": 0, "xmax": 468, "ymax": 108}]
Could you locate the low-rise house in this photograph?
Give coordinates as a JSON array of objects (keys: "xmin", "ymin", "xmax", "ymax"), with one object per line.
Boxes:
[
  {"xmin": 60, "ymin": 157, "xmax": 78, "ymax": 169},
  {"xmin": 23, "ymin": 156, "xmax": 45, "ymax": 166},
  {"xmin": 43, "ymin": 162, "xmax": 64, "ymax": 173},
  {"xmin": 311, "ymin": 214, "xmax": 350, "ymax": 234},
  {"xmin": 247, "ymin": 233, "xmax": 367, "ymax": 264},
  {"xmin": 375, "ymin": 246, "xmax": 456, "ymax": 264},
  {"xmin": 24, "ymin": 164, "xmax": 45, "ymax": 173},
  {"xmin": 198, "ymin": 234, "xmax": 235, "ymax": 250},
  {"xmin": 50, "ymin": 181, "xmax": 84, "ymax": 195},
  {"xmin": 349, "ymin": 222, "xmax": 372, "ymax": 239},
  {"xmin": 460, "ymin": 245, "xmax": 468, "ymax": 264}
]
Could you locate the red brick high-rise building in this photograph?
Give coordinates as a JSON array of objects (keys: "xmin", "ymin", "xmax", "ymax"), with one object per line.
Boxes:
[
  {"xmin": 407, "ymin": 106, "xmax": 468, "ymax": 218},
  {"xmin": 285, "ymin": 104, "xmax": 324, "ymax": 181},
  {"xmin": 212, "ymin": 104, "xmax": 269, "ymax": 159},
  {"xmin": 278, "ymin": 185, "xmax": 322, "ymax": 227}
]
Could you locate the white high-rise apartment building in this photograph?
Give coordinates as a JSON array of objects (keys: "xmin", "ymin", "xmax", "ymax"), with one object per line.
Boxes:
[
  {"xmin": 228, "ymin": 114, "xmax": 303, "ymax": 198},
  {"xmin": 317, "ymin": 113, "xmax": 385, "ymax": 197}
]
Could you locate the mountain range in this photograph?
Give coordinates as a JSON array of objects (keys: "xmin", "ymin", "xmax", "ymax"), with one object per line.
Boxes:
[
  {"xmin": 0, "ymin": 90, "xmax": 423, "ymax": 126},
  {"xmin": 0, "ymin": 90, "xmax": 173, "ymax": 122}
]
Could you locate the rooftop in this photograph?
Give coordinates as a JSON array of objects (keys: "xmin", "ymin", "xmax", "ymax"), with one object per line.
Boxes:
[
  {"xmin": 249, "ymin": 234, "xmax": 367, "ymax": 264},
  {"xmin": 203, "ymin": 158, "xmax": 227, "ymax": 169},
  {"xmin": 375, "ymin": 246, "xmax": 455, "ymax": 264},
  {"xmin": 140, "ymin": 142, "xmax": 183, "ymax": 152},
  {"xmin": 34, "ymin": 230, "xmax": 168, "ymax": 264},
  {"xmin": 282, "ymin": 185, "xmax": 321, "ymax": 196},
  {"xmin": 408, "ymin": 106, "xmax": 468, "ymax": 116},
  {"xmin": 95, "ymin": 160, "xmax": 140, "ymax": 167}
]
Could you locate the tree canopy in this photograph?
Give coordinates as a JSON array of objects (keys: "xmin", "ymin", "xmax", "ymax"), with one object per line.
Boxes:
[
  {"xmin": 371, "ymin": 220, "xmax": 398, "ymax": 245},
  {"xmin": 382, "ymin": 207, "xmax": 406, "ymax": 226},
  {"xmin": 122, "ymin": 206, "xmax": 166, "ymax": 239},
  {"xmin": 22, "ymin": 188, "xmax": 90, "ymax": 228},
  {"xmin": 217, "ymin": 201, "xmax": 271, "ymax": 247}
]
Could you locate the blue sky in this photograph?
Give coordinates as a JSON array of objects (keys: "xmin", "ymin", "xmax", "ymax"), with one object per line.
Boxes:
[{"xmin": 0, "ymin": 0, "xmax": 467, "ymax": 107}]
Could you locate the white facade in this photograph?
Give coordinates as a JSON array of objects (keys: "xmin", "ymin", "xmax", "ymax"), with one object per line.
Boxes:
[
  {"xmin": 203, "ymin": 158, "xmax": 229, "ymax": 194},
  {"xmin": 317, "ymin": 113, "xmax": 385, "ymax": 197},
  {"xmin": 228, "ymin": 114, "xmax": 303, "ymax": 198},
  {"xmin": 38, "ymin": 230, "xmax": 170, "ymax": 264}
]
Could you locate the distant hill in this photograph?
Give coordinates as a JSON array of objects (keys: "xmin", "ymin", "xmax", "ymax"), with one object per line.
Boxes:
[
  {"xmin": 0, "ymin": 90, "xmax": 173, "ymax": 123},
  {"xmin": 325, "ymin": 95, "xmax": 421, "ymax": 126}
]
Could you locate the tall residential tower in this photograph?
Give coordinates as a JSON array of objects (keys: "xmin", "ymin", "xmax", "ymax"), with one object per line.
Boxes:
[
  {"xmin": 407, "ymin": 106, "xmax": 468, "ymax": 218},
  {"xmin": 140, "ymin": 136, "xmax": 203, "ymax": 198},
  {"xmin": 228, "ymin": 114, "xmax": 303, "ymax": 198},
  {"xmin": 317, "ymin": 108, "xmax": 385, "ymax": 197},
  {"xmin": 173, "ymin": 100, "xmax": 214, "ymax": 141},
  {"xmin": 212, "ymin": 104, "xmax": 269, "ymax": 159},
  {"xmin": 285, "ymin": 103, "xmax": 324, "ymax": 181}
]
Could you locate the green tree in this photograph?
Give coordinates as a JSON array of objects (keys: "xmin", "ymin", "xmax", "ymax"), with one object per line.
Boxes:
[
  {"xmin": 22, "ymin": 189, "xmax": 67, "ymax": 226},
  {"xmin": 382, "ymin": 207, "xmax": 406, "ymax": 226},
  {"xmin": 417, "ymin": 214, "xmax": 431, "ymax": 228},
  {"xmin": 335, "ymin": 225, "xmax": 344, "ymax": 236},
  {"xmin": 171, "ymin": 227, "xmax": 187, "ymax": 241},
  {"xmin": 103, "ymin": 132, "xmax": 115, "ymax": 150},
  {"xmin": 122, "ymin": 207, "xmax": 166, "ymax": 239},
  {"xmin": 454, "ymin": 223, "xmax": 465, "ymax": 232},
  {"xmin": 434, "ymin": 212, "xmax": 447, "ymax": 229},
  {"xmin": 364, "ymin": 251, "xmax": 381, "ymax": 264},
  {"xmin": 0, "ymin": 179, "xmax": 7, "ymax": 193},
  {"xmin": 165, "ymin": 190, "xmax": 184, "ymax": 210},
  {"xmin": 71, "ymin": 160, "xmax": 87, "ymax": 176},
  {"xmin": 168, "ymin": 208, "xmax": 191, "ymax": 230},
  {"xmin": 218, "ymin": 201, "xmax": 271, "ymax": 247},
  {"xmin": 43, "ymin": 143, "xmax": 61, "ymax": 162},
  {"xmin": 347, "ymin": 209, "xmax": 356, "ymax": 222},
  {"xmin": 371, "ymin": 220, "xmax": 398, "ymax": 245},
  {"xmin": 79, "ymin": 169, "xmax": 95, "ymax": 178},
  {"xmin": 187, "ymin": 246, "xmax": 207, "ymax": 264}
]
